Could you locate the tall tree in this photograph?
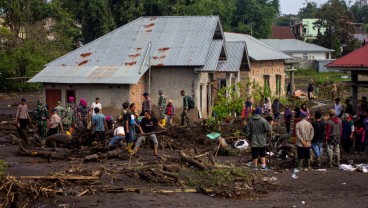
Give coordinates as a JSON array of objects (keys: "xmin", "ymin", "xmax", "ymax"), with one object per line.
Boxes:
[
  {"xmin": 110, "ymin": 0, "xmax": 143, "ymax": 27},
  {"xmin": 0, "ymin": 0, "xmax": 76, "ymax": 89},
  {"xmin": 313, "ymin": 0, "xmax": 359, "ymax": 56},
  {"xmin": 232, "ymin": 0, "xmax": 280, "ymax": 38},
  {"xmin": 350, "ymin": 3, "xmax": 368, "ymax": 23},
  {"xmin": 74, "ymin": 0, "xmax": 115, "ymax": 43},
  {"xmin": 298, "ymin": 2, "xmax": 319, "ymax": 19}
]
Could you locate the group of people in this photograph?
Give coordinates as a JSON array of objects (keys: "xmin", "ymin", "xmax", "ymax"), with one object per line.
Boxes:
[
  {"xmin": 245, "ymin": 96, "xmax": 368, "ymax": 171},
  {"xmin": 15, "ymin": 89, "xmax": 193, "ymax": 155}
]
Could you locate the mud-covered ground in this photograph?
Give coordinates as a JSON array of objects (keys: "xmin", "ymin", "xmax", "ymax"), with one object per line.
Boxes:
[
  {"xmin": 1, "ymin": 90, "xmax": 368, "ymax": 208},
  {"xmin": 1, "ymin": 144, "xmax": 368, "ymax": 208}
]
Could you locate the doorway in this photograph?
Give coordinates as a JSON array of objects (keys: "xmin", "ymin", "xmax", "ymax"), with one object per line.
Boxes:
[{"xmin": 46, "ymin": 89, "xmax": 62, "ymax": 111}]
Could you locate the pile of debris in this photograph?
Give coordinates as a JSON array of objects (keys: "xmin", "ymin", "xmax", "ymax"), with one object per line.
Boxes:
[{"xmin": 0, "ymin": 119, "xmax": 284, "ymax": 206}]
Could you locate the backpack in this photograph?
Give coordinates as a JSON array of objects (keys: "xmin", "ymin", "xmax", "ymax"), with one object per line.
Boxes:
[{"xmin": 188, "ymin": 96, "xmax": 195, "ymax": 109}]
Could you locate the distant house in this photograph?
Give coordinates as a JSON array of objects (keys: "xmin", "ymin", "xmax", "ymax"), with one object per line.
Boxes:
[
  {"xmin": 260, "ymin": 39, "xmax": 333, "ymax": 60},
  {"xmin": 222, "ymin": 33, "xmax": 291, "ymax": 97},
  {"xmin": 270, "ymin": 26, "xmax": 295, "ymax": 39},
  {"xmin": 292, "ymin": 19, "xmax": 326, "ymax": 41}
]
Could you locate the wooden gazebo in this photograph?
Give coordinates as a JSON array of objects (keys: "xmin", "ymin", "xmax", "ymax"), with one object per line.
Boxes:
[{"xmin": 326, "ymin": 43, "xmax": 368, "ymax": 113}]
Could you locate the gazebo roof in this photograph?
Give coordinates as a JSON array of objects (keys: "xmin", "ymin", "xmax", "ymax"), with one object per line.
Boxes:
[{"xmin": 326, "ymin": 44, "xmax": 368, "ymax": 69}]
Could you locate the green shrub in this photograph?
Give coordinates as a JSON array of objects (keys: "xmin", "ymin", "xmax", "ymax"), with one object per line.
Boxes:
[{"xmin": 0, "ymin": 160, "xmax": 8, "ymax": 176}]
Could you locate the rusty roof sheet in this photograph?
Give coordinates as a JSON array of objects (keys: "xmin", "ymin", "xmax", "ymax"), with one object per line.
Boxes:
[
  {"xmin": 224, "ymin": 32, "xmax": 291, "ymax": 61},
  {"xmin": 216, "ymin": 41, "xmax": 247, "ymax": 72},
  {"xmin": 30, "ymin": 16, "xmax": 222, "ymax": 84}
]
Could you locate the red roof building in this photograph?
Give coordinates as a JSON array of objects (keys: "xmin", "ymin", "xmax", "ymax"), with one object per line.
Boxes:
[
  {"xmin": 326, "ymin": 44, "xmax": 368, "ymax": 68},
  {"xmin": 270, "ymin": 26, "xmax": 295, "ymax": 39}
]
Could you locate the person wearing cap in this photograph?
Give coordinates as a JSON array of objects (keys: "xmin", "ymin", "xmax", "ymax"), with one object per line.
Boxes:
[
  {"xmin": 55, "ymin": 101, "xmax": 66, "ymax": 120},
  {"xmin": 245, "ymin": 106, "xmax": 271, "ymax": 171},
  {"xmin": 311, "ymin": 111, "xmax": 326, "ymax": 167},
  {"xmin": 33, "ymin": 100, "xmax": 49, "ymax": 147},
  {"xmin": 165, "ymin": 99, "xmax": 175, "ymax": 126},
  {"xmin": 91, "ymin": 97, "xmax": 102, "ymax": 117},
  {"xmin": 296, "ymin": 111, "xmax": 314, "ymax": 170},
  {"xmin": 341, "ymin": 113, "xmax": 354, "ymax": 154},
  {"xmin": 76, "ymin": 98, "xmax": 90, "ymax": 130},
  {"xmin": 92, "ymin": 107, "xmax": 107, "ymax": 145},
  {"xmin": 158, "ymin": 90, "xmax": 167, "ymax": 126},
  {"xmin": 334, "ymin": 98, "xmax": 344, "ymax": 118},
  {"xmin": 48, "ymin": 108, "xmax": 63, "ymax": 137},
  {"xmin": 64, "ymin": 97, "xmax": 76, "ymax": 130},
  {"xmin": 16, "ymin": 98, "xmax": 31, "ymax": 141},
  {"xmin": 141, "ymin": 92, "xmax": 152, "ymax": 116},
  {"xmin": 326, "ymin": 109, "xmax": 342, "ymax": 167}
]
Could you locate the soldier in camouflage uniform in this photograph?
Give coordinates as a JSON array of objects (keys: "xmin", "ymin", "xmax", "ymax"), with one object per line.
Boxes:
[
  {"xmin": 55, "ymin": 101, "xmax": 66, "ymax": 119},
  {"xmin": 33, "ymin": 99, "xmax": 49, "ymax": 147},
  {"xmin": 64, "ymin": 97, "xmax": 76, "ymax": 131},
  {"xmin": 158, "ymin": 90, "xmax": 167, "ymax": 126}
]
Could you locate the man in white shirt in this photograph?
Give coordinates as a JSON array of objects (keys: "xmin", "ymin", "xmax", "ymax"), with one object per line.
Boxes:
[
  {"xmin": 334, "ymin": 98, "xmax": 344, "ymax": 118},
  {"xmin": 108, "ymin": 123, "xmax": 125, "ymax": 149},
  {"xmin": 91, "ymin": 97, "xmax": 102, "ymax": 116}
]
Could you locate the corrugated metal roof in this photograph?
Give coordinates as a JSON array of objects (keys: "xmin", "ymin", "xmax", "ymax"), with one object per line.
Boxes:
[
  {"xmin": 326, "ymin": 44, "xmax": 368, "ymax": 69},
  {"xmin": 195, "ymin": 40, "xmax": 223, "ymax": 72},
  {"xmin": 29, "ymin": 16, "xmax": 221, "ymax": 84},
  {"xmin": 260, "ymin": 39, "xmax": 334, "ymax": 53},
  {"xmin": 216, "ymin": 42, "xmax": 246, "ymax": 72},
  {"xmin": 224, "ymin": 32, "xmax": 291, "ymax": 61}
]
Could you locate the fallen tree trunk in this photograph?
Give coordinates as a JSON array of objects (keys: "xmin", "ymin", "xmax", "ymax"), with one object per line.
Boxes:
[
  {"xmin": 84, "ymin": 148, "xmax": 124, "ymax": 162},
  {"xmin": 18, "ymin": 145, "xmax": 68, "ymax": 160},
  {"xmin": 8, "ymin": 175, "xmax": 100, "ymax": 180},
  {"xmin": 179, "ymin": 150, "xmax": 207, "ymax": 170}
]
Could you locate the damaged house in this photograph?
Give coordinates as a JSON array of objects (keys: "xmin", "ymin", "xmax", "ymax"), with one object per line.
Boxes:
[{"xmin": 29, "ymin": 16, "xmax": 290, "ymax": 121}]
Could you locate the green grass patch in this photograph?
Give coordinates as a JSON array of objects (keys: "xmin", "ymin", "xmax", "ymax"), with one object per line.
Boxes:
[
  {"xmin": 295, "ymin": 69, "xmax": 348, "ymax": 84},
  {"xmin": 185, "ymin": 167, "xmax": 260, "ymax": 187}
]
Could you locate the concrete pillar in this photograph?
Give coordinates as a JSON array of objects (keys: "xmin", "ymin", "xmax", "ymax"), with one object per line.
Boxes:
[
  {"xmin": 226, "ymin": 73, "xmax": 232, "ymax": 98},
  {"xmin": 352, "ymin": 85, "xmax": 358, "ymax": 114},
  {"xmin": 226, "ymin": 73, "xmax": 233, "ymax": 88},
  {"xmin": 351, "ymin": 73, "xmax": 358, "ymax": 114},
  {"xmin": 290, "ymin": 66, "xmax": 295, "ymax": 93}
]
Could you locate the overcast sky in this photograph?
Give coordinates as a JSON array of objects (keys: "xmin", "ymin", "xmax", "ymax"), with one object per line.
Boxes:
[{"xmin": 280, "ymin": 0, "xmax": 329, "ymax": 14}]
